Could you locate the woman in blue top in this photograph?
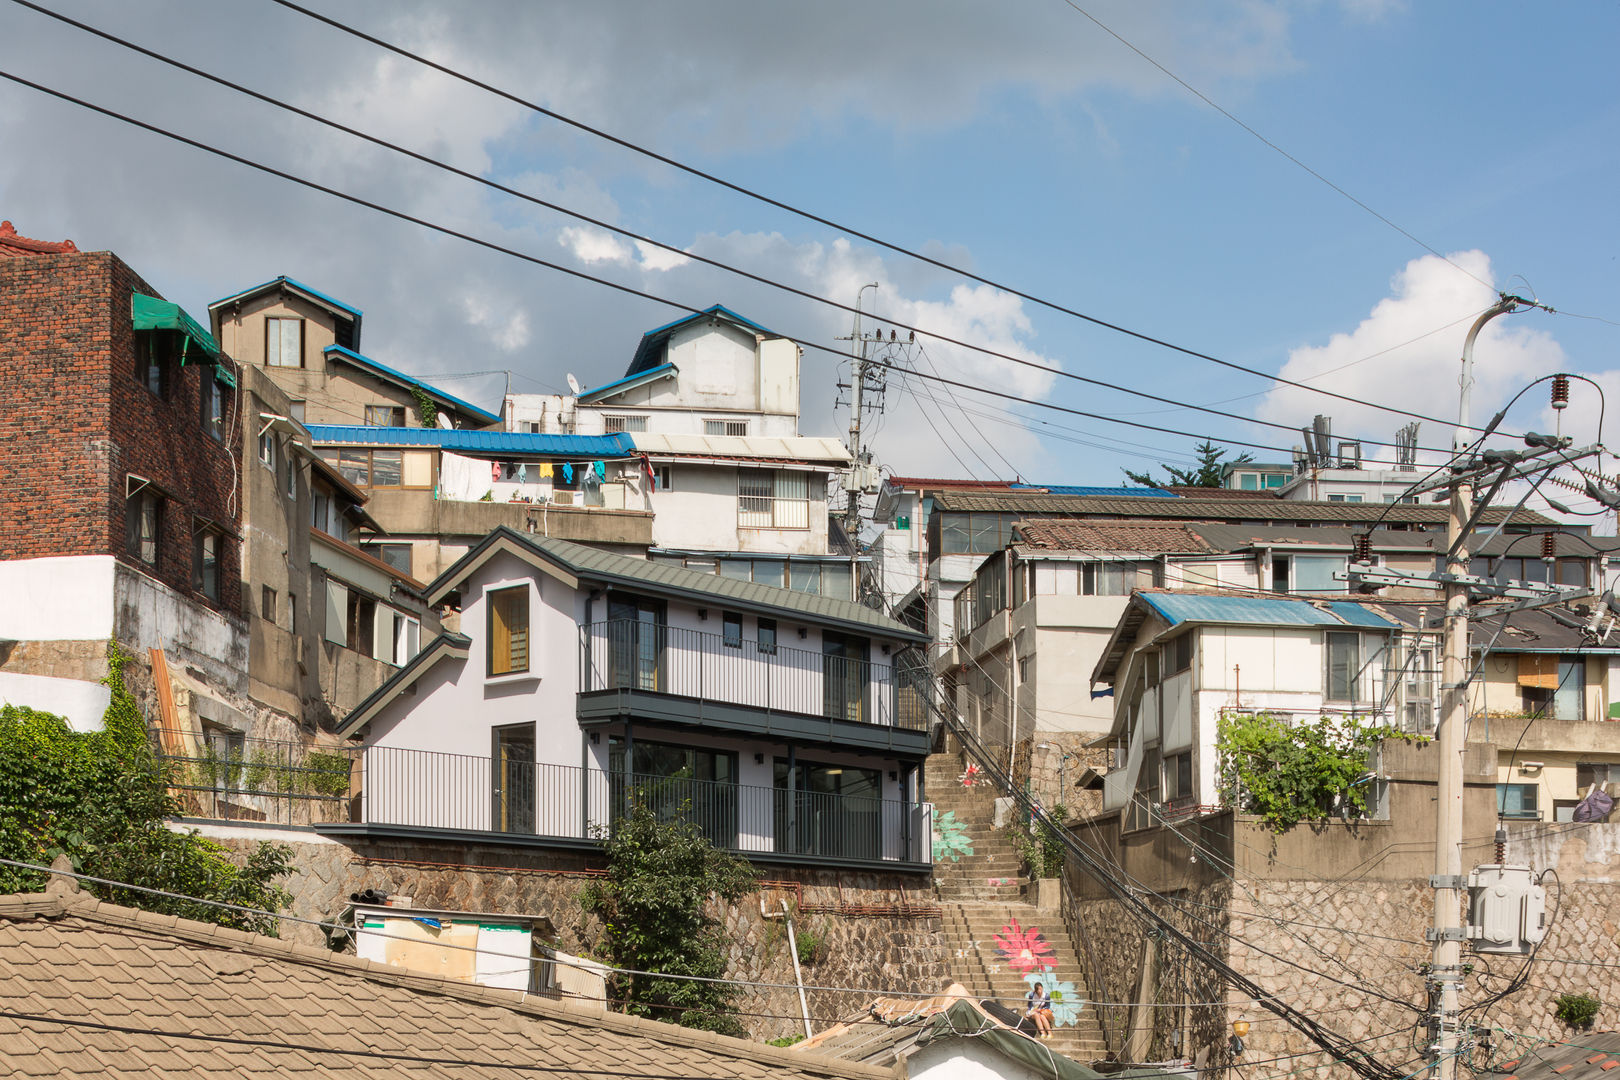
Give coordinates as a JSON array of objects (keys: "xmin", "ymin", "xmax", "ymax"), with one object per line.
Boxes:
[{"xmin": 1025, "ymin": 981, "xmax": 1054, "ymax": 1039}]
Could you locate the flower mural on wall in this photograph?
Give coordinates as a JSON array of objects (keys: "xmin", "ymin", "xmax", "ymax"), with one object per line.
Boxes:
[
  {"xmin": 993, "ymin": 917, "xmax": 1056, "ymax": 974},
  {"xmin": 932, "ymin": 810, "xmax": 974, "ymax": 862},
  {"xmin": 959, "ymin": 763, "xmax": 983, "ymax": 787},
  {"xmin": 1024, "ymin": 972, "xmax": 1084, "ymax": 1027}
]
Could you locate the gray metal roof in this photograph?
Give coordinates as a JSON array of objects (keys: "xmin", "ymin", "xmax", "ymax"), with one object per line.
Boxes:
[
  {"xmin": 931, "ymin": 491, "xmax": 1557, "ymax": 526},
  {"xmin": 432, "ymin": 527, "xmax": 928, "ymax": 643}
]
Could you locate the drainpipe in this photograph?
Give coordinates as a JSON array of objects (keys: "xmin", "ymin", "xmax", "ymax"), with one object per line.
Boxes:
[{"xmin": 763, "ymin": 898, "xmax": 813, "ymax": 1039}]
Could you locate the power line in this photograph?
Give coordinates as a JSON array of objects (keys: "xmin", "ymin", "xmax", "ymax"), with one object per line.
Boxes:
[
  {"xmin": 1053, "ymin": 0, "xmax": 1497, "ymax": 294},
  {"xmin": 5, "ymin": 0, "xmax": 1496, "ymax": 454},
  {"xmin": 248, "ymin": 0, "xmax": 1529, "ymax": 440},
  {"xmin": 0, "ymin": 66, "xmax": 1350, "ymax": 460}
]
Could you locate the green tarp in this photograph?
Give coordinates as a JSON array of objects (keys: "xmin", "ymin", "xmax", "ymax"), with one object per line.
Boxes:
[{"xmin": 131, "ymin": 292, "xmax": 223, "ymax": 365}]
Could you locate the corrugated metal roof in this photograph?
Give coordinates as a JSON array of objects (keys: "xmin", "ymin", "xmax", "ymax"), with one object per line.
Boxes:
[
  {"xmin": 432, "ymin": 527, "xmax": 927, "ymax": 642},
  {"xmin": 930, "ymin": 491, "xmax": 1555, "ymax": 525},
  {"xmin": 323, "ymin": 345, "xmax": 501, "ymax": 424},
  {"xmin": 306, "ymin": 424, "xmax": 634, "ymax": 458},
  {"xmin": 631, "ymin": 432, "xmax": 851, "ymax": 465},
  {"xmin": 1138, "ymin": 591, "xmax": 1397, "ymax": 629}
]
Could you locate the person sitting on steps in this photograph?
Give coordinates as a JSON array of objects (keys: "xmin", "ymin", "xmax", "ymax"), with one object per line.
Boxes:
[{"xmin": 1025, "ymin": 981, "xmax": 1054, "ymax": 1040}]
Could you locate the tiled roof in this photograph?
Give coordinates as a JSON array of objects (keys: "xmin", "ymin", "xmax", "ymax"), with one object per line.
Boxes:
[
  {"xmin": 0, "ymin": 219, "xmax": 78, "ymax": 258},
  {"xmin": 1483, "ymin": 1032, "xmax": 1620, "ymax": 1080},
  {"xmin": 1014, "ymin": 483, "xmax": 1179, "ymax": 498},
  {"xmin": 1015, "ymin": 519, "xmax": 1215, "ymax": 554},
  {"xmin": 1165, "ymin": 485, "xmax": 1278, "ymax": 499},
  {"xmin": 930, "ymin": 491, "xmax": 1556, "ymax": 526},
  {"xmin": 0, "ymin": 887, "xmax": 883, "ymax": 1080}
]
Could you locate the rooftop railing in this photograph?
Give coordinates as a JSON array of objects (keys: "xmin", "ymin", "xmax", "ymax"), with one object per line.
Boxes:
[
  {"xmin": 149, "ymin": 727, "xmax": 357, "ymax": 827},
  {"xmin": 355, "ymin": 744, "xmax": 933, "ymax": 867},
  {"xmin": 579, "ymin": 619, "xmax": 930, "ymax": 732}
]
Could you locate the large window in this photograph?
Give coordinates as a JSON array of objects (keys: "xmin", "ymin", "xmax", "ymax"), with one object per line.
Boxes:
[
  {"xmin": 822, "ymin": 631, "xmax": 869, "ymax": 723},
  {"xmin": 126, "ymin": 488, "xmax": 162, "ymax": 567},
  {"xmin": 265, "ymin": 317, "xmax": 303, "ymax": 368},
  {"xmin": 1081, "ymin": 560, "xmax": 1156, "ymax": 596},
  {"xmin": 488, "ymin": 586, "xmax": 530, "ymax": 676},
  {"xmin": 1519, "ymin": 656, "xmax": 1584, "ymax": 720},
  {"xmin": 1496, "ymin": 783, "xmax": 1540, "ymax": 820},
  {"xmin": 322, "ymin": 448, "xmax": 432, "ymax": 489},
  {"xmin": 937, "ymin": 512, "xmax": 1018, "ymax": 555},
  {"xmin": 610, "ymin": 738, "xmax": 738, "ymax": 849},
  {"xmin": 773, "ymin": 760, "xmax": 882, "ymax": 860},
  {"xmin": 1325, "ymin": 631, "xmax": 1361, "ymax": 703},
  {"xmin": 739, "ymin": 469, "xmax": 809, "ymax": 529}
]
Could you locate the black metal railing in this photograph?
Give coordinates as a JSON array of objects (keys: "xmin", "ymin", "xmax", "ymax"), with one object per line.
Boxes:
[
  {"xmin": 150, "ymin": 727, "xmax": 357, "ymax": 827},
  {"xmin": 354, "ymin": 745, "xmax": 933, "ymax": 865},
  {"xmin": 579, "ymin": 619, "xmax": 930, "ymax": 731}
]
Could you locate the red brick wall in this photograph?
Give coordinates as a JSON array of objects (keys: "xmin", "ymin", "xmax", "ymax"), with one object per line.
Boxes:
[{"xmin": 0, "ymin": 251, "xmax": 244, "ymax": 617}]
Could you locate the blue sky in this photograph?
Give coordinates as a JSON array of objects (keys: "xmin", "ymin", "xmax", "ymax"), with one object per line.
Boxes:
[{"xmin": 1, "ymin": 1, "xmax": 1615, "ymax": 495}]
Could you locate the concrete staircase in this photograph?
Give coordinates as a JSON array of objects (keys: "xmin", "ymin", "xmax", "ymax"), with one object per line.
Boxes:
[{"xmin": 926, "ymin": 751, "xmax": 1109, "ymax": 1062}]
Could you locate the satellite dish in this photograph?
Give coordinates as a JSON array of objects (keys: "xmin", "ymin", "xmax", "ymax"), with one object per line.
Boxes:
[
  {"xmin": 566, "ymin": 373, "xmax": 581, "ymax": 396},
  {"xmin": 437, "ymin": 411, "xmax": 454, "ymax": 430}
]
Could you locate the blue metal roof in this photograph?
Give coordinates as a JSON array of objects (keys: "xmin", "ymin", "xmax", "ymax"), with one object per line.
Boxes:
[
  {"xmin": 1139, "ymin": 592, "xmax": 1397, "ymax": 629},
  {"xmin": 576, "ymin": 361, "xmax": 677, "ymax": 403},
  {"xmin": 626, "ymin": 304, "xmax": 779, "ymax": 376},
  {"xmin": 306, "ymin": 425, "xmax": 635, "ymax": 458},
  {"xmin": 208, "ymin": 275, "xmax": 363, "ymax": 319},
  {"xmin": 323, "ymin": 345, "xmax": 502, "ymax": 425},
  {"xmin": 1012, "ymin": 483, "xmax": 1178, "ymax": 498}
]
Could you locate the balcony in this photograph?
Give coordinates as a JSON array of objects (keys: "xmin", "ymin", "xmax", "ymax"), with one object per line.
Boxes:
[
  {"xmin": 318, "ymin": 745, "xmax": 932, "ymax": 870},
  {"xmin": 577, "ymin": 621, "xmax": 932, "ymax": 757}
]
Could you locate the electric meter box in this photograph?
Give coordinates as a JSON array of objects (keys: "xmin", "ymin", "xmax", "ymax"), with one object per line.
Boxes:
[{"xmin": 1467, "ymin": 864, "xmax": 1547, "ymax": 955}]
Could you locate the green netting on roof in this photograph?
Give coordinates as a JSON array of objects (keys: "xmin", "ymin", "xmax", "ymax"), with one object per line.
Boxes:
[{"xmin": 131, "ymin": 293, "xmax": 221, "ymax": 364}]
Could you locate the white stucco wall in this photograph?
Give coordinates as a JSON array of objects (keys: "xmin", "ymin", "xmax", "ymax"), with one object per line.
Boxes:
[
  {"xmin": 0, "ymin": 555, "xmax": 118, "ymax": 640},
  {"xmin": 0, "ymin": 672, "xmax": 111, "ymax": 732},
  {"xmin": 647, "ymin": 463, "xmax": 830, "ymax": 555},
  {"xmin": 907, "ymin": 1036, "xmax": 1059, "ymax": 1080}
]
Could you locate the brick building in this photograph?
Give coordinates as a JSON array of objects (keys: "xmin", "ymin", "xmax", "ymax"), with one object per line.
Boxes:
[{"xmin": 0, "ymin": 220, "xmax": 245, "ymax": 726}]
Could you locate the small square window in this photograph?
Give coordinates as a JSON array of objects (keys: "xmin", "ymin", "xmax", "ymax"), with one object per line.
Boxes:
[
  {"xmin": 288, "ymin": 400, "xmax": 306, "ymax": 423},
  {"xmin": 723, "ymin": 612, "xmax": 743, "ymax": 649}
]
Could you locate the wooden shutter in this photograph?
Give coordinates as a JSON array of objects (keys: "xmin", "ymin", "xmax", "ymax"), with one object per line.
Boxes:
[
  {"xmin": 490, "ymin": 588, "xmax": 529, "ymax": 675},
  {"xmin": 1517, "ymin": 654, "xmax": 1558, "ymax": 689}
]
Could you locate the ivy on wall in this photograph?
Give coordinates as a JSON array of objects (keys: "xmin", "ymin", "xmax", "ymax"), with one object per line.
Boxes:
[
  {"xmin": 411, "ymin": 387, "xmax": 440, "ymax": 429},
  {"xmin": 1216, "ymin": 711, "xmax": 1415, "ymax": 833},
  {"xmin": 0, "ymin": 645, "xmax": 293, "ymax": 934}
]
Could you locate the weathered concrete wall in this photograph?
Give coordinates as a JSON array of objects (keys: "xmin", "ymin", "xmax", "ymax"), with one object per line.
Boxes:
[{"xmin": 210, "ymin": 830, "xmax": 949, "ymax": 1042}]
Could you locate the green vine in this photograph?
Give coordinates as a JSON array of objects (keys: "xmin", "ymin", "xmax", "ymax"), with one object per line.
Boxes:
[
  {"xmin": 1556, "ymin": 992, "xmax": 1601, "ymax": 1028},
  {"xmin": 1216, "ymin": 711, "xmax": 1416, "ymax": 832},
  {"xmin": 411, "ymin": 388, "xmax": 439, "ymax": 428},
  {"xmin": 1008, "ymin": 804, "xmax": 1069, "ymax": 878}
]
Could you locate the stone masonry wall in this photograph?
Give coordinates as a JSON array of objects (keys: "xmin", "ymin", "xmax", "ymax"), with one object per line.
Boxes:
[{"xmin": 217, "ymin": 832, "xmax": 949, "ymax": 1042}]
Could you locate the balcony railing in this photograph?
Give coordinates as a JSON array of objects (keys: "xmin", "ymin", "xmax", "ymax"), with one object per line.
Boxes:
[
  {"xmin": 150, "ymin": 728, "xmax": 358, "ymax": 827},
  {"xmin": 579, "ymin": 620, "xmax": 931, "ymax": 732},
  {"xmin": 352, "ymin": 745, "xmax": 933, "ymax": 867}
]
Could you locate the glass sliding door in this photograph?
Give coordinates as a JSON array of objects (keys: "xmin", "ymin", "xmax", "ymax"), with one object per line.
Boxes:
[
  {"xmin": 609, "ymin": 738, "xmax": 737, "ymax": 850},
  {"xmin": 491, "ymin": 724, "xmax": 536, "ymax": 834},
  {"xmin": 774, "ymin": 761, "xmax": 882, "ymax": 861},
  {"xmin": 822, "ymin": 632, "xmax": 869, "ymax": 723},
  {"xmin": 607, "ymin": 595, "xmax": 665, "ymax": 691}
]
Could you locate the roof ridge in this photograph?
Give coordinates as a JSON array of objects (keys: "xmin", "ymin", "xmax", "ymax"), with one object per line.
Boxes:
[
  {"xmin": 0, "ymin": 219, "xmax": 79, "ymax": 254},
  {"xmin": 9, "ymin": 891, "xmax": 891, "ymax": 1079}
]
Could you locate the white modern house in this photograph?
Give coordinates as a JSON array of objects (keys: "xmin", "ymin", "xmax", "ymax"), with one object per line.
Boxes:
[{"xmin": 327, "ymin": 526, "xmax": 936, "ymax": 870}]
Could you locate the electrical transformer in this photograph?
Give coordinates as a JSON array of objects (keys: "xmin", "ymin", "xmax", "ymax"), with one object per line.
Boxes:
[{"xmin": 1467, "ymin": 864, "xmax": 1547, "ymax": 955}]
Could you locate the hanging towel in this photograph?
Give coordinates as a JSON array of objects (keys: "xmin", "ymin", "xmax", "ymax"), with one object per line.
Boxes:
[
  {"xmin": 491, "ymin": 462, "xmax": 501, "ymax": 481},
  {"xmin": 540, "ymin": 462, "xmax": 554, "ymax": 479},
  {"xmin": 594, "ymin": 460, "xmax": 606, "ymax": 480},
  {"xmin": 642, "ymin": 455, "xmax": 657, "ymax": 489},
  {"xmin": 516, "ymin": 463, "xmax": 527, "ymax": 483},
  {"xmin": 562, "ymin": 462, "xmax": 574, "ymax": 484}
]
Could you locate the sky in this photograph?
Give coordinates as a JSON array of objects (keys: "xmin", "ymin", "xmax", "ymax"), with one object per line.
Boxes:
[{"xmin": 1, "ymin": 0, "xmax": 1616, "ymax": 507}]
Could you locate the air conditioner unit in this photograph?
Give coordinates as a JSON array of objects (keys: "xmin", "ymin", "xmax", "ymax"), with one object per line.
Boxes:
[{"xmin": 551, "ymin": 490, "xmax": 577, "ymax": 507}]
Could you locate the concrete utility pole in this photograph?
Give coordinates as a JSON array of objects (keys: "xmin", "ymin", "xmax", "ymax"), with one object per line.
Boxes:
[
  {"xmin": 1431, "ymin": 297, "xmax": 1521, "ymax": 1080},
  {"xmin": 839, "ymin": 282, "xmax": 880, "ymax": 551}
]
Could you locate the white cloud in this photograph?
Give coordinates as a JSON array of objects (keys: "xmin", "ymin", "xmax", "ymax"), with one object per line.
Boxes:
[
  {"xmin": 634, "ymin": 240, "xmax": 690, "ymax": 272},
  {"xmin": 460, "ymin": 295, "xmax": 532, "ymax": 352},
  {"xmin": 1256, "ymin": 251, "xmax": 1567, "ymax": 460},
  {"xmin": 558, "ymin": 226, "xmax": 632, "ymax": 265}
]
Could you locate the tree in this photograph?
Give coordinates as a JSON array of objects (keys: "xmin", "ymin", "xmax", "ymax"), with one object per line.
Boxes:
[
  {"xmin": 1124, "ymin": 440, "xmax": 1253, "ymax": 489},
  {"xmin": 582, "ymin": 798, "xmax": 758, "ymax": 1036},
  {"xmin": 0, "ymin": 645, "xmax": 292, "ymax": 934}
]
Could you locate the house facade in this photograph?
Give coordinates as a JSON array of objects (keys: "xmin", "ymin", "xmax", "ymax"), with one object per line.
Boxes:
[{"xmin": 329, "ymin": 527, "xmax": 935, "ymax": 870}]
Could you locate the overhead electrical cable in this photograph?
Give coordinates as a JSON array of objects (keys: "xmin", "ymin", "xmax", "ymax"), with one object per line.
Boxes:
[
  {"xmin": 229, "ymin": 0, "xmax": 1530, "ymax": 439},
  {"xmin": 8, "ymin": 0, "xmax": 1498, "ymax": 456},
  {"xmin": 0, "ymin": 65, "xmax": 1357, "ymax": 458}
]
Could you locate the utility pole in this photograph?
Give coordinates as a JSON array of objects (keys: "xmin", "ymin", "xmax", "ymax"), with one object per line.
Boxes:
[
  {"xmin": 1431, "ymin": 296, "xmax": 1521, "ymax": 1079},
  {"xmin": 840, "ymin": 282, "xmax": 879, "ymax": 546}
]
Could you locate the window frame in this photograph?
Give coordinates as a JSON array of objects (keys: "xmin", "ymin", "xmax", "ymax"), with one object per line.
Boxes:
[
  {"xmin": 655, "ymin": 465, "xmax": 674, "ymax": 491},
  {"xmin": 126, "ymin": 488, "xmax": 162, "ymax": 568},
  {"xmin": 722, "ymin": 612, "xmax": 743, "ymax": 649},
  {"xmin": 201, "ymin": 370, "xmax": 228, "ymax": 440},
  {"xmin": 704, "ymin": 418, "xmax": 748, "ymax": 437},
  {"xmin": 1325, "ymin": 631, "xmax": 1362, "ymax": 704},
  {"xmin": 487, "ymin": 585, "xmax": 532, "ymax": 677},
  {"xmin": 737, "ymin": 468, "xmax": 810, "ymax": 531},
  {"xmin": 757, "ymin": 617, "xmax": 778, "ymax": 655},
  {"xmin": 364, "ymin": 404, "xmax": 407, "ymax": 428},
  {"xmin": 135, "ymin": 331, "xmax": 178, "ymax": 399},
  {"xmin": 258, "ymin": 432, "xmax": 277, "ymax": 470},
  {"xmin": 603, "ymin": 414, "xmax": 649, "ymax": 433},
  {"xmin": 265, "ymin": 316, "xmax": 304, "ymax": 368},
  {"xmin": 193, "ymin": 526, "xmax": 222, "ymax": 603}
]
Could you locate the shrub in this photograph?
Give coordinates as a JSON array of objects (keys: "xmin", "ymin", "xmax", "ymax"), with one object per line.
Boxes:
[{"xmin": 1556, "ymin": 992, "xmax": 1601, "ymax": 1029}]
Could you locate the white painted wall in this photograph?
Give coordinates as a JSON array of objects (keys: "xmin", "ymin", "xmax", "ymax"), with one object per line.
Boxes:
[
  {"xmin": 907, "ymin": 1034, "xmax": 1061, "ymax": 1080},
  {"xmin": 647, "ymin": 463, "xmax": 830, "ymax": 555},
  {"xmin": 0, "ymin": 555, "xmax": 117, "ymax": 640},
  {"xmin": 0, "ymin": 672, "xmax": 111, "ymax": 732},
  {"xmin": 115, "ymin": 563, "xmax": 250, "ymax": 695}
]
